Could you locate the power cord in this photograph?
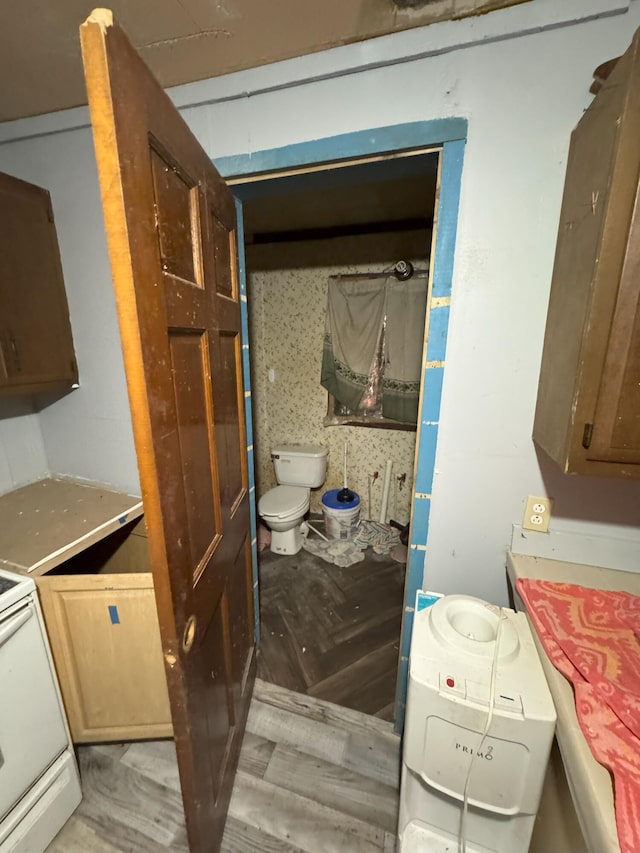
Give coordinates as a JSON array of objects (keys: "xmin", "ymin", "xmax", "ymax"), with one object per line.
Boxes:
[{"xmin": 459, "ymin": 607, "xmax": 506, "ymax": 853}]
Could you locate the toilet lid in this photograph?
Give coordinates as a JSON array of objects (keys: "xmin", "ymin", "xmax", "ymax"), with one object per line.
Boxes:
[{"xmin": 258, "ymin": 485, "xmax": 309, "ymax": 519}]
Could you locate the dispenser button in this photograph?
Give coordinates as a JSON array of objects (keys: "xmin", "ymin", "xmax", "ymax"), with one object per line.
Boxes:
[{"xmin": 439, "ymin": 673, "xmax": 465, "ymax": 698}]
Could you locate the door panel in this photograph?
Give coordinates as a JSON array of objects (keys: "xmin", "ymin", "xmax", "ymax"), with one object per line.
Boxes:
[
  {"xmin": 80, "ymin": 11, "xmax": 255, "ymax": 852},
  {"xmin": 168, "ymin": 331, "xmax": 220, "ymax": 572},
  {"xmin": 218, "ymin": 331, "xmax": 247, "ymax": 511},
  {"xmin": 150, "ymin": 147, "xmax": 203, "ymax": 285},
  {"xmin": 212, "ymin": 215, "xmax": 235, "ymax": 298},
  {"xmin": 230, "ymin": 536, "xmax": 254, "ymax": 704}
]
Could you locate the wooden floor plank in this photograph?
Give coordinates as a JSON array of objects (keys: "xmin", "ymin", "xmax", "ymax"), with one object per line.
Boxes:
[
  {"xmin": 228, "ymin": 770, "xmax": 385, "ymax": 853},
  {"xmin": 246, "ymin": 699, "xmax": 350, "ymax": 768},
  {"xmin": 75, "ymin": 748, "xmax": 186, "ymax": 850},
  {"xmin": 222, "ymin": 817, "xmax": 305, "ymax": 853},
  {"xmin": 343, "ymin": 729, "xmax": 402, "ymax": 789},
  {"xmin": 383, "ymin": 831, "xmax": 398, "ymax": 852},
  {"xmin": 44, "ymin": 814, "xmax": 121, "ymax": 853},
  {"xmin": 46, "ymin": 679, "xmax": 402, "ymax": 853},
  {"xmin": 254, "ymin": 678, "xmax": 397, "ymax": 741},
  {"xmin": 120, "ymin": 739, "xmax": 181, "ymax": 792},
  {"xmin": 237, "ymin": 731, "xmax": 277, "ymax": 779},
  {"xmin": 257, "ymin": 545, "xmax": 404, "ymax": 720},
  {"xmin": 264, "ymin": 743, "xmax": 399, "ymax": 833},
  {"xmin": 308, "ymin": 642, "xmax": 401, "ymax": 716}
]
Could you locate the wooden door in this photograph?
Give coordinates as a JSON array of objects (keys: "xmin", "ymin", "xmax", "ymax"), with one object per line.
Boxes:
[{"xmin": 80, "ymin": 11, "xmax": 255, "ymax": 852}]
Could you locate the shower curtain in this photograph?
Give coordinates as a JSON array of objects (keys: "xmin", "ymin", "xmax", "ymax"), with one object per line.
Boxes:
[{"xmin": 321, "ymin": 274, "xmax": 428, "ymax": 424}]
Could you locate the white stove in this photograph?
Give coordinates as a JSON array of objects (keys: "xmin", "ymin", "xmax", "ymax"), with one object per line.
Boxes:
[{"xmin": 0, "ymin": 568, "xmax": 81, "ymax": 853}]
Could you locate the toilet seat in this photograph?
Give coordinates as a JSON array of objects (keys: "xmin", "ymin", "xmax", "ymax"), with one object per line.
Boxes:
[{"xmin": 258, "ymin": 485, "xmax": 309, "ymax": 520}]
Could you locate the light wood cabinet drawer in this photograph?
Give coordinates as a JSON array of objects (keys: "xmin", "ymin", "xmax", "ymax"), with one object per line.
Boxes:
[{"xmin": 37, "ymin": 520, "xmax": 172, "ymax": 743}]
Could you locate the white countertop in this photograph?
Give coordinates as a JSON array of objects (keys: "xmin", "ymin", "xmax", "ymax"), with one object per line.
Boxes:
[{"xmin": 507, "ymin": 552, "xmax": 640, "ymax": 853}]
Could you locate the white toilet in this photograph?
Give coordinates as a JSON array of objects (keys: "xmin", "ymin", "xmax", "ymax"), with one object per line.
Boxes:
[{"xmin": 258, "ymin": 444, "xmax": 328, "ymax": 555}]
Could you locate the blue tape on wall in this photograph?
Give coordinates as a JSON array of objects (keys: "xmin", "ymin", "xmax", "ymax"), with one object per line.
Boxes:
[{"xmin": 108, "ymin": 605, "xmax": 120, "ymax": 624}]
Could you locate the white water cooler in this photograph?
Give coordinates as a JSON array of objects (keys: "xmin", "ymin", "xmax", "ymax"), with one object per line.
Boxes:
[{"xmin": 399, "ymin": 594, "xmax": 556, "ymax": 853}]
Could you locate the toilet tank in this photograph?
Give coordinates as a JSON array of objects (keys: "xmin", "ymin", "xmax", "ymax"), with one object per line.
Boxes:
[{"xmin": 271, "ymin": 444, "xmax": 328, "ymax": 487}]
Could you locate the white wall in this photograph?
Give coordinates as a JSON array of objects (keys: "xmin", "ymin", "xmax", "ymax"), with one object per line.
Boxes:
[
  {"xmin": 1, "ymin": 0, "xmax": 639, "ymax": 598},
  {"xmin": 0, "ymin": 401, "xmax": 48, "ymax": 495}
]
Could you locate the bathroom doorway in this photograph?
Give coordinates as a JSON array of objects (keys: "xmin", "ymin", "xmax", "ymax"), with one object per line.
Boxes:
[{"xmin": 234, "ymin": 149, "xmax": 439, "ymax": 721}]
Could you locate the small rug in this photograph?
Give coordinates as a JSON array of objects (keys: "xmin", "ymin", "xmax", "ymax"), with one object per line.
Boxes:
[
  {"xmin": 302, "ymin": 537, "xmax": 365, "ymax": 568},
  {"xmin": 353, "ymin": 520, "xmax": 401, "ymax": 555}
]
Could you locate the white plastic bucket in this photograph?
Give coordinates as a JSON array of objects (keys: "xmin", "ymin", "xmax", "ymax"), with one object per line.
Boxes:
[{"xmin": 321, "ymin": 489, "xmax": 360, "ymax": 540}]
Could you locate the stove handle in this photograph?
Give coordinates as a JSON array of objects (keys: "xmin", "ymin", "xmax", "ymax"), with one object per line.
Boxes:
[{"xmin": 0, "ymin": 603, "xmax": 33, "ymax": 648}]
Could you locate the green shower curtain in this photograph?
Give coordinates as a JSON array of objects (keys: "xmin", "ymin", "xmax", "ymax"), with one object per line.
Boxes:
[{"xmin": 321, "ymin": 273, "xmax": 428, "ymax": 424}]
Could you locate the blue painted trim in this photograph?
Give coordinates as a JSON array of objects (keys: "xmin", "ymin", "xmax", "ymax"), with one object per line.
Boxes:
[
  {"xmin": 236, "ymin": 199, "xmax": 260, "ymax": 647},
  {"xmin": 397, "ymin": 136, "xmax": 466, "ymax": 731},
  {"xmin": 217, "ymin": 121, "xmax": 466, "ymax": 727},
  {"xmin": 410, "ymin": 497, "xmax": 431, "ymax": 547},
  {"xmin": 431, "ymin": 139, "xmax": 465, "ymax": 300},
  {"xmin": 425, "ymin": 305, "xmax": 450, "ymax": 364},
  {"xmin": 414, "ymin": 423, "xmax": 439, "ymax": 496},
  {"xmin": 420, "ymin": 366, "xmax": 444, "ymax": 424},
  {"xmin": 215, "ymin": 119, "xmax": 467, "ymax": 182}
]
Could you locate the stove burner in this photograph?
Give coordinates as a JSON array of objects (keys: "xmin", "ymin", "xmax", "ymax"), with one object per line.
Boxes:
[{"xmin": 0, "ymin": 576, "xmax": 19, "ymax": 596}]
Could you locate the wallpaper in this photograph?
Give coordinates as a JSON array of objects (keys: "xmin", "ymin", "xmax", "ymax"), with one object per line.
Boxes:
[{"xmin": 248, "ymin": 261, "xmax": 425, "ymax": 524}]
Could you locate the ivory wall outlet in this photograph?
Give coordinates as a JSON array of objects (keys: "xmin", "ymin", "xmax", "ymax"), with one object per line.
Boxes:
[{"xmin": 522, "ymin": 495, "xmax": 553, "ymax": 533}]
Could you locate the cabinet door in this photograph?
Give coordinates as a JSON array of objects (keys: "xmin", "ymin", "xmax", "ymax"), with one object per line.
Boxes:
[
  {"xmin": 0, "ymin": 172, "xmax": 78, "ymax": 394},
  {"xmin": 587, "ymin": 182, "xmax": 640, "ymax": 465},
  {"xmin": 37, "ymin": 572, "xmax": 172, "ymax": 742},
  {"xmin": 533, "ymin": 29, "xmax": 640, "ymax": 477}
]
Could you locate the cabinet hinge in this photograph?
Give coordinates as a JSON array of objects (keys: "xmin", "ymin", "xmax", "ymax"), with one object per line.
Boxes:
[{"xmin": 582, "ymin": 423, "xmax": 594, "ymax": 449}]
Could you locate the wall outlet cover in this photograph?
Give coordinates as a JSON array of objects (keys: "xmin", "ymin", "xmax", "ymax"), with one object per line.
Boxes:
[{"xmin": 522, "ymin": 495, "xmax": 553, "ymax": 533}]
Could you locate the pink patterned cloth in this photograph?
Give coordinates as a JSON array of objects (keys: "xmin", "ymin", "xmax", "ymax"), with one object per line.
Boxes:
[{"xmin": 516, "ymin": 580, "xmax": 640, "ymax": 853}]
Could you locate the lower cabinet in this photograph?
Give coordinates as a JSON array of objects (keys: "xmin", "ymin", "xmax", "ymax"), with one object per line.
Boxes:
[{"xmin": 36, "ymin": 519, "xmax": 172, "ymax": 743}]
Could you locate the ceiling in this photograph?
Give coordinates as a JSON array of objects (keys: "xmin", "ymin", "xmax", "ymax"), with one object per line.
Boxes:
[
  {"xmin": 0, "ymin": 0, "xmax": 529, "ymax": 123},
  {"xmin": 239, "ymin": 151, "xmax": 439, "ymax": 271},
  {"xmin": 240, "ymin": 150, "xmax": 439, "ymax": 242}
]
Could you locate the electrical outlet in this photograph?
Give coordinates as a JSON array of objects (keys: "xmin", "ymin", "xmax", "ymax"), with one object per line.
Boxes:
[{"xmin": 522, "ymin": 495, "xmax": 552, "ymax": 533}]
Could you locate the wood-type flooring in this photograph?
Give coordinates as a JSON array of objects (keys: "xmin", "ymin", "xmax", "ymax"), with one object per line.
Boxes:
[
  {"xmin": 46, "ymin": 679, "xmax": 401, "ymax": 853},
  {"xmin": 256, "ymin": 540, "xmax": 405, "ymax": 721}
]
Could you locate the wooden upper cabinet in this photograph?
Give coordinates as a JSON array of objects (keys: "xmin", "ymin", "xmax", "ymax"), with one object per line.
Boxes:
[
  {"xmin": 0, "ymin": 171, "xmax": 77, "ymax": 395},
  {"xmin": 533, "ymin": 29, "xmax": 640, "ymax": 478}
]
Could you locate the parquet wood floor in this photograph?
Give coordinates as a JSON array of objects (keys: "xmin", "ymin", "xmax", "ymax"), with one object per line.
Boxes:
[
  {"xmin": 45, "ymin": 679, "xmax": 401, "ymax": 853},
  {"xmin": 256, "ymin": 542, "xmax": 405, "ymax": 721}
]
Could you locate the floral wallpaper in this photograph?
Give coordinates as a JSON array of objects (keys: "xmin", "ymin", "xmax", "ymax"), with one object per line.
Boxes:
[{"xmin": 248, "ymin": 261, "xmax": 425, "ymax": 524}]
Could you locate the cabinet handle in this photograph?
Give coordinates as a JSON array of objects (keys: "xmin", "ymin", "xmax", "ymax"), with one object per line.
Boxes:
[{"xmin": 0, "ymin": 603, "xmax": 33, "ymax": 648}]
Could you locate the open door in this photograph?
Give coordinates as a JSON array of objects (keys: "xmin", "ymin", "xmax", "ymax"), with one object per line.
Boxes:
[{"xmin": 80, "ymin": 10, "xmax": 255, "ymax": 852}]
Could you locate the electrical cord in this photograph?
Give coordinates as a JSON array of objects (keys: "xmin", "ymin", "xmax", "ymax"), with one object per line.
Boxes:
[{"xmin": 458, "ymin": 607, "xmax": 506, "ymax": 853}]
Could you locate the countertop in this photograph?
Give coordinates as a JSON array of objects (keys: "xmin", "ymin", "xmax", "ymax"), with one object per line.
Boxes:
[
  {"xmin": 507, "ymin": 552, "xmax": 640, "ymax": 853},
  {"xmin": 0, "ymin": 477, "xmax": 143, "ymax": 576}
]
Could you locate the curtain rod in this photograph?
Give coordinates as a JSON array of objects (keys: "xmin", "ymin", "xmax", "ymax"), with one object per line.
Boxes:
[
  {"xmin": 332, "ymin": 259, "xmax": 429, "ymax": 281},
  {"xmin": 331, "ymin": 269, "xmax": 429, "ymax": 280}
]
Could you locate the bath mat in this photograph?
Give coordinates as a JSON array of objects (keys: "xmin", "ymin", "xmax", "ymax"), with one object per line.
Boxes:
[
  {"xmin": 353, "ymin": 520, "xmax": 401, "ymax": 554},
  {"xmin": 302, "ymin": 537, "xmax": 365, "ymax": 568}
]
